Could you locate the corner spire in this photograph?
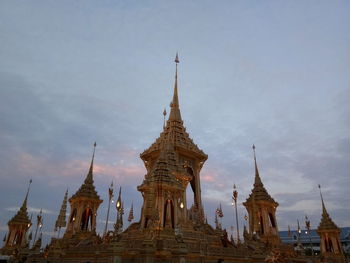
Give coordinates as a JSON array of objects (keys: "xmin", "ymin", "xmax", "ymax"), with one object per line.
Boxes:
[
  {"xmin": 128, "ymin": 202, "xmax": 134, "ymax": 223},
  {"xmin": 317, "ymin": 184, "xmax": 339, "ymax": 231},
  {"xmin": 54, "ymin": 188, "xmax": 68, "ymax": 234},
  {"xmin": 252, "ymin": 145, "xmax": 263, "ymax": 187},
  {"xmin": 85, "ymin": 142, "xmax": 96, "ymax": 184},
  {"xmin": 8, "ymin": 179, "xmax": 32, "ymax": 226},
  {"xmin": 169, "ymin": 53, "xmax": 182, "ymax": 121},
  {"xmin": 318, "ymin": 184, "xmax": 328, "ymax": 216},
  {"xmin": 21, "ymin": 179, "xmax": 32, "ymax": 210}
]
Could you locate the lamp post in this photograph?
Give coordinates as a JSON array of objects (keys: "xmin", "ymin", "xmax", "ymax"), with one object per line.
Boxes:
[
  {"xmin": 232, "ymin": 184, "xmax": 240, "ymax": 243},
  {"xmin": 103, "ymin": 181, "xmax": 114, "ymax": 237},
  {"xmin": 305, "ymin": 215, "xmax": 314, "ymax": 256},
  {"xmin": 32, "ymin": 209, "xmax": 43, "ymax": 247}
]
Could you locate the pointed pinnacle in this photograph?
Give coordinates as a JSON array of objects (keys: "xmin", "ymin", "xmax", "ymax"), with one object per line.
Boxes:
[
  {"xmin": 252, "ymin": 145, "xmax": 262, "ymax": 187},
  {"xmin": 86, "ymin": 142, "xmax": 96, "ymax": 183},
  {"xmin": 22, "ymin": 179, "xmax": 32, "ymax": 210},
  {"xmin": 175, "ymin": 52, "xmax": 179, "ymax": 63},
  {"xmin": 169, "ymin": 54, "xmax": 182, "ymax": 121},
  {"xmin": 318, "ymin": 184, "xmax": 328, "ymax": 215}
]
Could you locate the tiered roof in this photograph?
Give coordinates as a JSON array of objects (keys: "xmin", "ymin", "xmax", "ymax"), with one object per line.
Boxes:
[
  {"xmin": 140, "ymin": 54, "xmax": 207, "ymax": 162},
  {"xmin": 70, "ymin": 143, "xmax": 101, "ymax": 201},
  {"xmin": 8, "ymin": 181, "xmax": 32, "ymax": 226},
  {"xmin": 317, "ymin": 186, "xmax": 339, "ymax": 231},
  {"xmin": 246, "ymin": 145, "xmax": 277, "ymax": 205}
]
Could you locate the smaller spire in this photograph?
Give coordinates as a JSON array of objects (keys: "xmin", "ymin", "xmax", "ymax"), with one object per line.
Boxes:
[
  {"xmin": 317, "ymin": 184, "xmax": 339, "ymax": 231},
  {"xmin": 169, "ymin": 53, "xmax": 182, "ymax": 121},
  {"xmin": 318, "ymin": 184, "xmax": 328, "ymax": 215},
  {"xmin": 252, "ymin": 145, "xmax": 263, "ymax": 187},
  {"xmin": 70, "ymin": 143, "xmax": 101, "ymax": 201},
  {"xmin": 22, "ymin": 179, "xmax": 32, "ymax": 210},
  {"xmin": 128, "ymin": 202, "xmax": 134, "ymax": 223},
  {"xmin": 85, "ymin": 142, "xmax": 96, "ymax": 184},
  {"xmin": 55, "ymin": 189, "xmax": 68, "ymax": 232}
]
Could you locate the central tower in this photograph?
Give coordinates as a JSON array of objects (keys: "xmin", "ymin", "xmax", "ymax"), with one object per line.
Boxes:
[{"xmin": 138, "ymin": 54, "xmax": 208, "ymax": 231}]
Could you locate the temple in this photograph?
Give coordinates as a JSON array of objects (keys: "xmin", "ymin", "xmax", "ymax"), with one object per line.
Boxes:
[{"xmin": 0, "ymin": 55, "xmax": 346, "ymax": 263}]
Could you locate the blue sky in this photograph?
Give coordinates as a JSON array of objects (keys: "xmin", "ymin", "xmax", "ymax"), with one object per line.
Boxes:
[{"xmin": 0, "ymin": 1, "xmax": 349, "ymax": 245}]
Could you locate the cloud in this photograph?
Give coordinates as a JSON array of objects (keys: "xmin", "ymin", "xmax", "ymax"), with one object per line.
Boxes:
[{"xmin": 5, "ymin": 207, "xmax": 56, "ymax": 215}]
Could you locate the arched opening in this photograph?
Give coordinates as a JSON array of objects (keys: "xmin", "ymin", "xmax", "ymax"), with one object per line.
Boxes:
[
  {"xmin": 259, "ymin": 214, "xmax": 264, "ymax": 235},
  {"xmin": 186, "ymin": 167, "xmax": 197, "ymax": 210},
  {"xmin": 268, "ymin": 213, "xmax": 276, "ymax": 228},
  {"xmin": 326, "ymin": 237, "xmax": 334, "ymax": 252},
  {"xmin": 14, "ymin": 230, "xmax": 22, "ymax": 245},
  {"xmin": 163, "ymin": 199, "xmax": 174, "ymax": 228},
  {"xmin": 144, "ymin": 217, "xmax": 149, "ymax": 228},
  {"xmin": 81, "ymin": 208, "xmax": 93, "ymax": 231}
]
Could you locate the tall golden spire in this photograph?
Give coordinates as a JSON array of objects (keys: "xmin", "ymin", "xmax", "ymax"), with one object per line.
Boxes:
[{"xmin": 169, "ymin": 53, "xmax": 182, "ymax": 121}]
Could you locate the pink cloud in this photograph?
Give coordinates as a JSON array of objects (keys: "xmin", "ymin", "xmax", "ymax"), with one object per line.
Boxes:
[
  {"xmin": 200, "ymin": 167, "xmax": 220, "ymax": 183},
  {"xmin": 94, "ymin": 163, "xmax": 145, "ymax": 184}
]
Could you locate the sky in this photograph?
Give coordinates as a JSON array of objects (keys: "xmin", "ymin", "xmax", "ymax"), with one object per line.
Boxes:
[{"xmin": 0, "ymin": 0, "xmax": 349, "ymax": 246}]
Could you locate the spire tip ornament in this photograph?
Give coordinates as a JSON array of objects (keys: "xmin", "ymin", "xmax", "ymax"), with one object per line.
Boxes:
[{"xmin": 175, "ymin": 52, "xmax": 179, "ymax": 64}]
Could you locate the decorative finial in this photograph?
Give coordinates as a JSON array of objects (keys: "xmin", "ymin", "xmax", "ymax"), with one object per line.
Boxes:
[
  {"xmin": 175, "ymin": 52, "xmax": 179, "ymax": 64},
  {"xmin": 28, "ymin": 179, "xmax": 32, "ymax": 192},
  {"xmin": 109, "ymin": 181, "xmax": 114, "ymax": 200},
  {"xmin": 163, "ymin": 108, "xmax": 167, "ymax": 129},
  {"xmin": 169, "ymin": 53, "xmax": 182, "ymax": 121},
  {"xmin": 93, "ymin": 142, "xmax": 97, "ymax": 158}
]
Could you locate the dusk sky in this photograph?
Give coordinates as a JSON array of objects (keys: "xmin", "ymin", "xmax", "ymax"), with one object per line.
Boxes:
[{"xmin": 0, "ymin": 1, "xmax": 349, "ymax": 246}]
